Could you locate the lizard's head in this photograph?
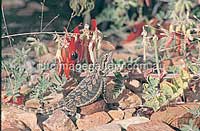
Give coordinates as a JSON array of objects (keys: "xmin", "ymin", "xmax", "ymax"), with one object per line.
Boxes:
[{"xmin": 98, "ymin": 51, "xmax": 113, "ymax": 76}]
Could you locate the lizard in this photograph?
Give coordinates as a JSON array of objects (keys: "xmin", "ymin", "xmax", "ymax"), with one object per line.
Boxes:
[{"xmin": 2, "ymin": 51, "xmax": 113, "ymax": 116}]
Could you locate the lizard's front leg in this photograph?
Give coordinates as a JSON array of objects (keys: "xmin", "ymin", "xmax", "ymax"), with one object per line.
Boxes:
[
  {"xmin": 102, "ymin": 77, "xmax": 109, "ymax": 103},
  {"xmin": 64, "ymin": 101, "xmax": 77, "ymax": 116}
]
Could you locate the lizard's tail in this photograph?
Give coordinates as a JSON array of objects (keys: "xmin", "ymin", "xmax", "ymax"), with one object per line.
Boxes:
[
  {"xmin": 1, "ymin": 102, "xmax": 63, "ymax": 115},
  {"xmin": 36, "ymin": 103, "xmax": 64, "ymax": 115}
]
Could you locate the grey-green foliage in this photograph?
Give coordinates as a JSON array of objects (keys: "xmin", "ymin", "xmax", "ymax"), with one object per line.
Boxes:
[
  {"xmin": 112, "ymin": 72, "xmax": 126, "ymax": 99},
  {"xmin": 3, "ymin": 47, "xmax": 63, "ymax": 101},
  {"xmin": 171, "ymin": 0, "xmax": 192, "ymax": 19},
  {"xmin": 187, "ymin": 60, "xmax": 200, "ymax": 75},
  {"xmin": 5, "ymin": 64, "xmax": 29, "ymax": 97},
  {"xmin": 30, "ymin": 76, "xmax": 51, "ymax": 100},
  {"xmin": 26, "ymin": 37, "xmax": 49, "ymax": 57},
  {"xmin": 13, "ymin": 47, "xmax": 31, "ymax": 64},
  {"xmin": 188, "ymin": 106, "xmax": 200, "ymax": 118},
  {"xmin": 69, "ymin": 0, "xmax": 95, "ymax": 16},
  {"xmin": 96, "ymin": 0, "xmax": 137, "ymax": 33},
  {"xmin": 157, "ymin": 0, "xmax": 193, "ymax": 21},
  {"xmin": 30, "ymin": 71, "xmax": 63, "ymax": 101},
  {"xmin": 180, "ymin": 106, "xmax": 200, "ymax": 131},
  {"xmin": 143, "ymin": 76, "xmax": 160, "ymax": 100},
  {"xmin": 142, "ymin": 67, "xmax": 191, "ymax": 111},
  {"xmin": 142, "ymin": 76, "xmax": 170, "ymax": 111},
  {"xmin": 51, "ymin": 71, "xmax": 65, "ymax": 92},
  {"xmin": 180, "ymin": 119, "xmax": 199, "ymax": 131},
  {"xmin": 3, "ymin": 47, "xmax": 31, "ymax": 98}
]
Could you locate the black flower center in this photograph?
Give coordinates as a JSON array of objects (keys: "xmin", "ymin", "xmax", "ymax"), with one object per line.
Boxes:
[{"xmin": 71, "ymin": 52, "xmax": 78, "ymax": 60}]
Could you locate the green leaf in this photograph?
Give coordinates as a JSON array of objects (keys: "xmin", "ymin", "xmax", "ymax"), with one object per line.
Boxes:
[
  {"xmin": 180, "ymin": 119, "xmax": 199, "ymax": 131},
  {"xmin": 112, "ymin": 72, "xmax": 125, "ymax": 99},
  {"xmin": 180, "ymin": 69, "xmax": 190, "ymax": 81},
  {"xmin": 147, "ymin": 76, "xmax": 159, "ymax": 87},
  {"xmin": 160, "ymin": 81, "xmax": 174, "ymax": 99},
  {"xmin": 53, "ymin": 72, "xmax": 62, "ymax": 85},
  {"xmin": 144, "ymin": 98, "xmax": 160, "ymax": 111},
  {"xmin": 26, "ymin": 37, "xmax": 37, "ymax": 42},
  {"xmin": 188, "ymin": 106, "xmax": 200, "ymax": 118},
  {"xmin": 114, "ymin": 72, "xmax": 123, "ymax": 79}
]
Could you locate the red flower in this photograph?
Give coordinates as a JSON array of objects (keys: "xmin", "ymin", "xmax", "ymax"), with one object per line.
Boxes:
[
  {"xmin": 123, "ymin": 21, "xmax": 146, "ymax": 44},
  {"xmin": 4, "ymin": 95, "xmax": 25, "ymax": 105},
  {"xmin": 91, "ymin": 19, "xmax": 97, "ymax": 31},
  {"xmin": 73, "ymin": 26, "xmax": 80, "ymax": 34},
  {"xmin": 57, "ymin": 19, "xmax": 99, "ymax": 78},
  {"xmin": 165, "ymin": 33, "xmax": 174, "ymax": 48},
  {"xmin": 176, "ymin": 33, "xmax": 181, "ymax": 54}
]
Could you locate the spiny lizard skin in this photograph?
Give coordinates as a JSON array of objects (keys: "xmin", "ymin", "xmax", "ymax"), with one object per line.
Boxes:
[{"xmin": 2, "ymin": 51, "xmax": 113, "ymax": 116}]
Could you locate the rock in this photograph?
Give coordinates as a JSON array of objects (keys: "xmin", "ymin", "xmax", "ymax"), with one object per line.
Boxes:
[
  {"xmin": 122, "ymin": 41, "xmax": 143, "ymax": 55},
  {"xmin": 16, "ymin": 111, "xmax": 41, "ymax": 131},
  {"xmin": 1, "ymin": 70, "xmax": 9, "ymax": 78},
  {"xmin": 19, "ymin": 85, "xmax": 31, "ymax": 95},
  {"xmin": 112, "ymin": 117, "xmax": 150, "ymax": 129},
  {"xmin": 2, "ymin": 47, "xmax": 15, "ymax": 57},
  {"xmin": 75, "ymin": 129, "xmax": 83, "ymax": 131},
  {"xmin": 161, "ymin": 59, "xmax": 172, "ymax": 71},
  {"xmin": 2, "ymin": 94, "xmax": 12, "ymax": 103},
  {"xmin": 27, "ymin": 1, "xmax": 48, "ymax": 11},
  {"xmin": 185, "ymin": 84, "xmax": 200, "ymax": 102},
  {"xmin": 124, "ymin": 108, "xmax": 136, "ymax": 119},
  {"xmin": 151, "ymin": 103, "xmax": 200, "ymax": 128},
  {"xmin": 17, "ymin": 1, "xmax": 48, "ymax": 16},
  {"xmin": 80, "ymin": 100, "xmax": 106, "ymax": 115},
  {"xmin": 108, "ymin": 110, "xmax": 124, "ymax": 120},
  {"xmin": 127, "ymin": 120, "xmax": 175, "ymax": 131},
  {"xmin": 2, "ymin": 0, "xmax": 25, "ymax": 10},
  {"xmin": 87, "ymin": 123, "xmax": 121, "ymax": 131},
  {"xmin": 129, "ymin": 79, "xmax": 141, "ymax": 88},
  {"xmin": 23, "ymin": 59, "xmax": 36, "ymax": 74},
  {"xmin": 118, "ymin": 89, "xmax": 142, "ymax": 109},
  {"xmin": 43, "ymin": 93, "xmax": 63, "ymax": 108},
  {"xmin": 101, "ymin": 40, "xmax": 115, "ymax": 51},
  {"xmin": 1, "ymin": 91, "xmax": 6, "ymax": 100},
  {"xmin": 29, "ymin": 74, "xmax": 40, "ymax": 86},
  {"xmin": 46, "ymin": 41, "xmax": 57, "ymax": 54},
  {"xmin": 105, "ymin": 81, "xmax": 122, "ymax": 103},
  {"xmin": 113, "ymin": 52, "xmax": 137, "ymax": 61},
  {"xmin": 43, "ymin": 109, "xmax": 76, "ymax": 131},
  {"xmin": 126, "ymin": 79, "xmax": 142, "ymax": 93},
  {"xmin": 2, "ymin": 105, "xmax": 41, "ymax": 131},
  {"xmin": 2, "ymin": 127, "xmax": 22, "ymax": 131},
  {"xmin": 171, "ymin": 56, "xmax": 186, "ymax": 68},
  {"xmin": 25, "ymin": 98, "xmax": 40, "ymax": 109},
  {"xmin": 36, "ymin": 53, "xmax": 55, "ymax": 63},
  {"xmin": 2, "ymin": 111, "xmax": 27, "ymax": 131},
  {"xmin": 76, "ymin": 111, "xmax": 112, "ymax": 130},
  {"xmin": 53, "ymin": 77, "xmax": 75, "ymax": 90}
]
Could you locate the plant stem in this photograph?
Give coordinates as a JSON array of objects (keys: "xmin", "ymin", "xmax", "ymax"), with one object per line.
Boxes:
[
  {"xmin": 153, "ymin": 35, "xmax": 160, "ymax": 75},
  {"xmin": 2, "ymin": 62, "xmax": 14, "ymax": 95},
  {"xmin": 143, "ymin": 37, "xmax": 147, "ymax": 62},
  {"xmin": 66, "ymin": 11, "xmax": 76, "ymax": 31},
  {"xmin": 40, "ymin": 0, "xmax": 46, "ymax": 32},
  {"xmin": 1, "ymin": 6, "xmax": 14, "ymax": 53},
  {"xmin": 198, "ymin": 41, "xmax": 200, "ymax": 61},
  {"xmin": 42, "ymin": 14, "xmax": 60, "ymax": 31},
  {"xmin": 142, "ymin": 26, "xmax": 148, "ymax": 62},
  {"xmin": 1, "ymin": 32, "xmax": 69, "ymax": 39},
  {"xmin": 138, "ymin": 6, "xmax": 143, "ymax": 20}
]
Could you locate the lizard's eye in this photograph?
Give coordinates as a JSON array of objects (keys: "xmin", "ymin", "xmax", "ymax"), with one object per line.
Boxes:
[
  {"xmin": 99, "ymin": 70, "xmax": 103, "ymax": 75},
  {"xmin": 71, "ymin": 52, "xmax": 78, "ymax": 60}
]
